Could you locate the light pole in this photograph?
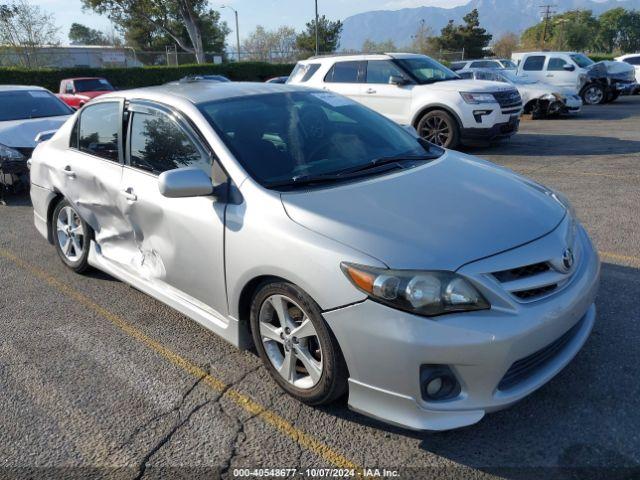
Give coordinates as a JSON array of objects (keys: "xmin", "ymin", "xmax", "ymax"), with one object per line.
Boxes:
[
  {"xmin": 315, "ymin": 0, "xmax": 319, "ymax": 56},
  {"xmin": 221, "ymin": 5, "xmax": 241, "ymax": 62}
]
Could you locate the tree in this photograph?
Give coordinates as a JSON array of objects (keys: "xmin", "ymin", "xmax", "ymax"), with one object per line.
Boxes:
[
  {"xmin": 243, "ymin": 25, "xmax": 297, "ymax": 62},
  {"xmin": 521, "ymin": 9, "xmax": 599, "ymax": 51},
  {"xmin": 492, "ymin": 32, "xmax": 519, "ymax": 58},
  {"xmin": 296, "ymin": 15, "xmax": 342, "ymax": 55},
  {"xmin": 0, "ymin": 0, "xmax": 59, "ymax": 68},
  {"xmin": 408, "ymin": 19, "xmax": 437, "ymax": 55},
  {"xmin": 69, "ymin": 22, "xmax": 109, "ymax": 45},
  {"xmin": 596, "ymin": 8, "xmax": 640, "ymax": 53},
  {"xmin": 80, "ymin": 0, "xmax": 229, "ymax": 63},
  {"xmin": 361, "ymin": 38, "xmax": 397, "ymax": 53},
  {"xmin": 431, "ymin": 9, "xmax": 492, "ymax": 59}
]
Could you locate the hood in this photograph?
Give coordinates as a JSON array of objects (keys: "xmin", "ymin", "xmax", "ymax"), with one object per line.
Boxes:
[
  {"xmin": 77, "ymin": 91, "xmax": 111, "ymax": 99},
  {"xmin": 417, "ymin": 79, "xmax": 512, "ymax": 93},
  {"xmin": 0, "ymin": 116, "xmax": 70, "ymax": 148},
  {"xmin": 517, "ymin": 82, "xmax": 577, "ymax": 100},
  {"xmin": 281, "ymin": 152, "xmax": 566, "ymax": 271},
  {"xmin": 587, "ymin": 61, "xmax": 635, "ymax": 81}
]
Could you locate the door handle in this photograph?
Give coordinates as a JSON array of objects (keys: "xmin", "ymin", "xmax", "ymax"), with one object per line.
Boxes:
[
  {"xmin": 365, "ymin": 88, "xmax": 377, "ymax": 94},
  {"xmin": 122, "ymin": 187, "xmax": 137, "ymax": 202},
  {"xmin": 546, "ymin": 74, "xmax": 554, "ymax": 77},
  {"xmin": 63, "ymin": 166, "xmax": 76, "ymax": 178}
]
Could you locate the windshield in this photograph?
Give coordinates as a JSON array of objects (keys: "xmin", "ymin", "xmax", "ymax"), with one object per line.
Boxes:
[
  {"xmin": 0, "ymin": 90, "xmax": 72, "ymax": 121},
  {"xmin": 74, "ymin": 78, "xmax": 114, "ymax": 92},
  {"xmin": 570, "ymin": 54, "xmax": 594, "ymax": 69},
  {"xmin": 199, "ymin": 91, "xmax": 442, "ymax": 188},
  {"xmin": 394, "ymin": 56, "xmax": 460, "ymax": 84}
]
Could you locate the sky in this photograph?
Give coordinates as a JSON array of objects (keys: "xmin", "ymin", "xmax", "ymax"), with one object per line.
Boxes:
[{"xmin": 30, "ymin": 0, "xmax": 470, "ymax": 45}]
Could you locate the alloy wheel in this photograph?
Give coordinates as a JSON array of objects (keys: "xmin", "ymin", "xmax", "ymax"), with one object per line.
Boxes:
[
  {"xmin": 258, "ymin": 294, "xmax": 323, "ymax": 389},
  {"xmin": 56, "ymin": 206, "xmax": 85, "ymax": 262},
  {"xmin": 584, "ymin": 86, "xmax": 604, "ymax": 105},
  {"xmin": 421, "ymin": 115, "xmax": 451, "ymax": 146}
]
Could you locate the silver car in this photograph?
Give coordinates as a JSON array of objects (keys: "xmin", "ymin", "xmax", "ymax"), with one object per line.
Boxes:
[{"xmin": 30, "ymin": 82, "xmax": 600, "ymax": 431}]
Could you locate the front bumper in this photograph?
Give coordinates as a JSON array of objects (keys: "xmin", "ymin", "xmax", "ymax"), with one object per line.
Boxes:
[
  {"xmin": 612, "ymin": 81, "xmax": 638, "ymax": 95},
  {"xmin": 324, "ymin": 224, "xmax": 600, "ymax": 431},
  {"xmin": 459, "ymin": 115, "xmax": 519, "ymax": 145}
]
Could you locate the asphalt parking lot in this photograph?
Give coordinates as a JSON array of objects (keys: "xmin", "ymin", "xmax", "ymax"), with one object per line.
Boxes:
[{"xmin": 1, "ymin": 97, "xmax": 639, "ymax": 480}]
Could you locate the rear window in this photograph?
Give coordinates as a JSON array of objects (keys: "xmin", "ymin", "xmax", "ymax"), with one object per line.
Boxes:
[
  {"xmin": 0, "ymin": 90, "xmax": 72, "ymax": 121},
  {"xmin": 522, "ymin": 56, "xmax": 545, "ymax": 71}
]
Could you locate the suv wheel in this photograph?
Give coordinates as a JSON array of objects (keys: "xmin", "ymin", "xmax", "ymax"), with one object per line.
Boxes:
[
  {"xmin": 416, "ymin": 110, "xmax": 459, "ymax": 149},
  {"xmin": 52, "ymin": 199, "xmax": 92, "ymax": 273},
  {"xmin": 250, "ymin": 281, "xmax": 348, "ymax": 405},
  {"xmin": 581, "ymin": 84, "xmax": 605, "ymax": 105}
]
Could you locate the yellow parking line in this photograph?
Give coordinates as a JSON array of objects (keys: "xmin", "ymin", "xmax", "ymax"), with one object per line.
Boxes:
[
  {"xmin": 0, "ymin": 247, "xmax": 361, "ymax": 471},
  {"xmin": 599, "ymin": 251, "xmax": 640, "ymax": 266}
]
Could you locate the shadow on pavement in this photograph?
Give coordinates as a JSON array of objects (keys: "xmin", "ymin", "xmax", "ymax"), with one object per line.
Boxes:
[{"xmin": 467, "ymin": 134, "xmax": 640, "ymax": 157}]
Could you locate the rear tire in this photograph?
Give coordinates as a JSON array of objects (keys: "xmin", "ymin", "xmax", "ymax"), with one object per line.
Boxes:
[
  {"xmin": 250, "ymin": 281, "xmax": 348, "ymax": 405},
  {"xmin": 416, "ymin": 110, "xmax": 460, "ymax": 149},
  {"xmin": 52, "ymin": 199, "xmax": 92, "ymax": 273}
]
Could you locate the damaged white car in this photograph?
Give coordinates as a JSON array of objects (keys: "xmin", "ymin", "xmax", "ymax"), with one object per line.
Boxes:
[
  {"xmin": 30, "ymin": 82, "xmax": 599, "ymax": 431},
  {"xmin": 458, "ymin": 68, "xmax": 582, "ymax": 118}
]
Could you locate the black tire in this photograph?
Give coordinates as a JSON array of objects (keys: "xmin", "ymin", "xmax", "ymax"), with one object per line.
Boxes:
[
  {"xmin": 416, "ymin": 110, "xmax": 460, "ymax": 149},
  {"xmin": 249, "ymin": 281, "xmax": 348, "ymax": 405},
  {"xmin": 51, "ymin": 199, "xmax": 93, "ymax": 273},
  {"xmin": 603, "ymin": 91, "xmax": 620, "ymax": 103},
  {"xmin": 581, "ymin": 84, "xmax": 606, "ymax": 105}
]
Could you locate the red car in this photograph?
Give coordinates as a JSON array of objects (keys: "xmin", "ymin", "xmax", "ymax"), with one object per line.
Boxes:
[{"xmin": 56, "ymin": 77, "xmax": 115, "ymax": 109}]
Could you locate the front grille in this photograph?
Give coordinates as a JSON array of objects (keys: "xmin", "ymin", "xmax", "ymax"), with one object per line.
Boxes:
[
  {"xmin": 498, "ymin": 317, "xmax": 585, "ymax": 391},
  {"xmin": 513, "ymin": 284, "xmax": 557, "ymax": 300},
  {"xmin": 493, "ymin": 262, "xmax": 550, "ymax": 283},
  {"xmin": 492, "ymin": 89, "xmax": 522, "ymax": 109}
]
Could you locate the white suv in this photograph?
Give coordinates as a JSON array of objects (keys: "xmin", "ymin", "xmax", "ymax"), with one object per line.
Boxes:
[{"xmin": 288, "ymin": 53, "xmax": 522, "ymax": 149}]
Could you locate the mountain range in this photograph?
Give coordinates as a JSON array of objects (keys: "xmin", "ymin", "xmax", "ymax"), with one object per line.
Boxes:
[{"xmin": 339, "ymin": 0, "xmax": 640, "ymax": 51}]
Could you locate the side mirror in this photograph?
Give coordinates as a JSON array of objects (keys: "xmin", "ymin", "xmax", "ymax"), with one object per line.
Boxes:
[
  {"xmin": 389, "ymin": 75, "xmax": 408, "ymax": 86},
  {"xmin": 563, "ymin": 64, "xmax": 575, "ymax": 72},
  {"xmin": 158, "ymin": 167, "xmax": 214, "ymax": 198}
]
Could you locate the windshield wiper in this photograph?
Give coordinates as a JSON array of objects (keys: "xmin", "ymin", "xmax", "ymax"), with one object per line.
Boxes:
[{"xmin": 265, "ymin": 154, "xmax": 438, "ymax": 189}]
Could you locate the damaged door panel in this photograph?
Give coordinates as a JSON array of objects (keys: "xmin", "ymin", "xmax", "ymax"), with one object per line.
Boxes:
[
  {"xmin": 60, "ymin": 100, "xmax": 129, "ymax": 263},
  {"xmin": 115, "ymin": 101, "xmax": 228, "ymax": 319}
]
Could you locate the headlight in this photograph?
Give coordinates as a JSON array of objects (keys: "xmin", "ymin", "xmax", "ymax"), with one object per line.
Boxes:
[
  {"xmin": 341, "ymin": 262, "xmax": 490, "ymax": 317},
  {"xmin": 460, "ymin": 92, "xmax": 497, "ymax": 104},
  {"xmin": 0, "ymin": 143, "xmax": 25, "ymax": 161}
]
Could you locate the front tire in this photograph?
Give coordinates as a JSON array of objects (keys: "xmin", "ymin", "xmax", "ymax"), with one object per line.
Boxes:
[
  {"xmin": 250, "ymin": 281, "xmax": 348, "ymax": 405},
  {"xmin": 416, "ymin": 110, "xmax": 460, "ymax": 149},
  {"xmin": 581, "ymin": 84, "xmax": 605, "ymax": 105},
  {"xmin": 52, "ymin": 199, "xmax": 92, "ymax": 273}
]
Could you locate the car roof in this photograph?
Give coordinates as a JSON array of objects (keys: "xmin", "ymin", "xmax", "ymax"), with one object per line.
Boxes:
[
  {"xmin": 301, "ymin": 52, "xmax": 430, "ymax": 62},
  {"xmin": 98, "ymin": 81, "xmax": 314, "ymax": 105},
  {"xmin": 62, "ymin": 77, "xmax": 107, "ymax": 81},
  {"xmin": 0, "ymin": 85, "xmax": 49, "ymax": 92}
]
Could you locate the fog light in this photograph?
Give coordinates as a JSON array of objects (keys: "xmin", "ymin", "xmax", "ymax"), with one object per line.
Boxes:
[{"xmin": 420, "ymin": 365, "xmax": 461, "ymax": 402}]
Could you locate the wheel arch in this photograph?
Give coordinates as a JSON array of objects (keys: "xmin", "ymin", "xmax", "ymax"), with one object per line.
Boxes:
[
  {"xmin": 237, "ymin": 274, "xmax": 289, "ymax": 346},
  {"xmin": 45, "ymin": 190, "xmax": 64, "ymax": 244},
  {"xmin": 411, "ymin": 103, "xmax": 463, "ymax": 131}
]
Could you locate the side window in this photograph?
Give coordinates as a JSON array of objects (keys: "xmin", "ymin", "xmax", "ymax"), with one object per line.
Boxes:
[
  {"xmin": 547, "ymin": 57, "xmax": 567, "ymax": 71},
  {"xmin": 457, "ymin": 71, "xmax": 474, "ymax": 79},
  {"xmin": 324, "ymin": 61, "xmax": 363, "ymax": 83},
  {"xmin": 522, "ymin": 56, "xmax": 545, "ymax": 71},
  {"xmin": 470, "ymin": 60, "xmax": 496, "ymax": 68},
  {"xmin": 69, "ymin": 118, "xmax": 78, "ymax": 148},
  {"xmin": 365, "ymin": 60, "xmax": 406, "ymax": 84},
  {"xmin": 77, "ymin": 102, "xmax": 120, "ymax": 162},
  {"xmin": 129, "ymin": 111, "xmax": 210, "ymax": 175},
  {"xmin": 65, "ymin": 82, "xmax": 74, "ymax": 94},
  {"xmin": 301, "ymin": 63, "xmax": 321, "ymax": 82}
]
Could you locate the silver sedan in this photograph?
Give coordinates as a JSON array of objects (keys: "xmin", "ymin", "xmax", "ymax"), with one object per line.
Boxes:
[{"xmin": 30, "ymin": 82, "xmax": 600, "ymax": 431}]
